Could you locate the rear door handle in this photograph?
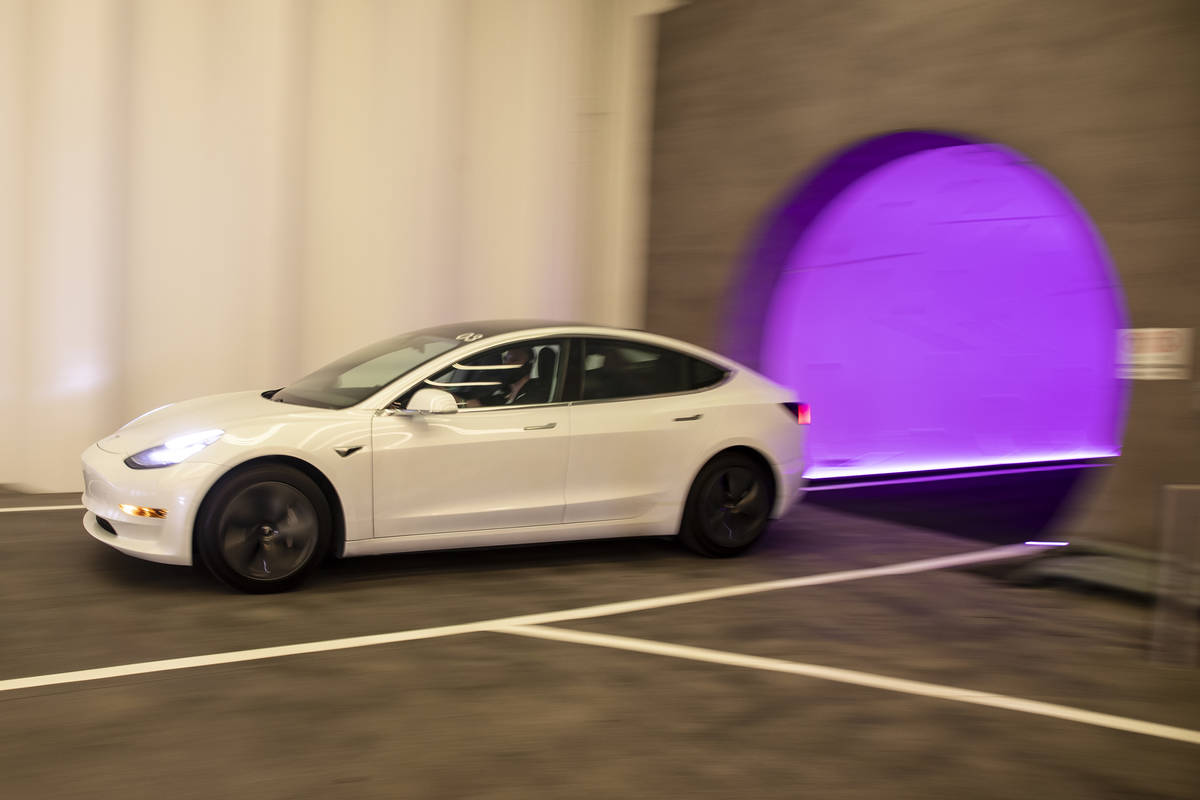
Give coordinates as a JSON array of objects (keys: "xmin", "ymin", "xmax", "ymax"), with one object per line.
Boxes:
[
  {"xmin": 673, "ymin": 414, "xmax": 702, "ymax": 422},
  {"xmin": 523, "ymin": 422, "xmax": 557, "ymax": 431}
]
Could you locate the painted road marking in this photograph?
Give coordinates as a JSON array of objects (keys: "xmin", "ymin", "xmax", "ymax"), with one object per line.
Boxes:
[
  {"xmin": 0, "ymin": 545, "xmax": 1037, "ymax": 693},
  {"xmin": 497, "ymin": 624, "xmax": 1200, "ymax": 747},
  {"xmin": 0, "ymin": 504, "xmax": 85, "ymax": 513}
]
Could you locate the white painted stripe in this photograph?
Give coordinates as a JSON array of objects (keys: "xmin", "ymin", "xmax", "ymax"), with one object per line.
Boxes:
[
  {"xmin": 489, "ymin": 543, "xmax": 1039, "ymax": 620},
  {"xmin": 0, "ymin": 620, "xmax": 510, "ymax": 693},
  {"xmin": 0, "ymin": 544, "xmax": 1034, "ymax": 693},
  {"xmin": 0, "ymin": 504, "xmax": 85, "ymax": 513},
  {"xmin": 497, "ymin": 625, "xmax": 1200, "ymax": 747}
]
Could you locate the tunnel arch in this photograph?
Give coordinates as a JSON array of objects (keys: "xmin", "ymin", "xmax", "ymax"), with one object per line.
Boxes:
[{"xmin": 729, "ymin": 131, "xmax": 1127, "ymax": 479}]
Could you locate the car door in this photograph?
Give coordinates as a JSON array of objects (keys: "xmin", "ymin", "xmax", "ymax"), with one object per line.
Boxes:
[
  {"xmin": 563, "ymin": 337, "xmax": 726, "ymax": 524},
  {"xmin": 371, "ymin": 338, "xmax": 570, "ymax": 537}
]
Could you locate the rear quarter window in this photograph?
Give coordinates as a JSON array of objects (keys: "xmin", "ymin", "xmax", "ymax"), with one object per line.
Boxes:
[{"xmin": 689, "ymin": 358, "xmax": 728, "ymax": 390}]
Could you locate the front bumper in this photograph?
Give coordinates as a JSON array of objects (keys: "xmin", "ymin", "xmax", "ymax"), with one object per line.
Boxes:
[{"xmin": 81, "ymin": 443, "xmax": 225, "ymax": 565}]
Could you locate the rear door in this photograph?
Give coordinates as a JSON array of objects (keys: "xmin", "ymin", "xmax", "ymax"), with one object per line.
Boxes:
[{"xmin": 563, "ymin": 337, "xmax": 728, "ymax": 524}]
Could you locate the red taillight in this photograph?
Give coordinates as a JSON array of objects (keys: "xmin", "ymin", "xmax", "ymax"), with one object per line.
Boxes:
[{"xmin": 781, "ymin": 402, "xmax": 811, "ymax": 424}]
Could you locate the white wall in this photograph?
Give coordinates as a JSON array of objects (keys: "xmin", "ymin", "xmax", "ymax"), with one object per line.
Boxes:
[{"xmin": 0, "ymin": 0, "xmax": 667, "ymax": 492}]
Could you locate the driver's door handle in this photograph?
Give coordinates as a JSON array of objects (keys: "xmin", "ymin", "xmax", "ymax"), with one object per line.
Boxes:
[
  {"xmin": 524, "ymin": 422, "xmax": 557, "ymax": 431},
  {"xmin": 673, "ymin": 414, "xmax": 702, "ymax": 422}
]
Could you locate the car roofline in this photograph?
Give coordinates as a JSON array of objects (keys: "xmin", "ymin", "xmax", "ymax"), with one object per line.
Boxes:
[{"xmin": 353, "ymin": 324, "xmax": 745, "ymax": 410}]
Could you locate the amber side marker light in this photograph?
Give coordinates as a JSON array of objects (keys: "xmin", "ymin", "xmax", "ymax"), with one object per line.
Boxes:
[{"xmin": 119, "ymin": 504, "xmax": 168, "ymax": 519}]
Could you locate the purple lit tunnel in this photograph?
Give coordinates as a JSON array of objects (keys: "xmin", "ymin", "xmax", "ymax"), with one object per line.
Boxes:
[{"xmin": 731, "ymin": 133, "xmax": 1127, "ymax": 479}]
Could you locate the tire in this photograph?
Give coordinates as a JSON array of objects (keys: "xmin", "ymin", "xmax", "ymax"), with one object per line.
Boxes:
[
  {"xmin": 195, "ymin": 464, "xmax": 331, "ymax": 593},
  {"xmin": 678, "ymin": 452, "xmax": 774, "ymax": 557}
]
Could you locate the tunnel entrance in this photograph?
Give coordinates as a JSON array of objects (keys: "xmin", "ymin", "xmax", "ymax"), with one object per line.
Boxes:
[
  {"xmin": 733, "ymin": 132, "xmax": 1126, "ymax": 480},
  {"xmin": 729, "ymin": 131, "xmax": 1127, "ymax": 538}
]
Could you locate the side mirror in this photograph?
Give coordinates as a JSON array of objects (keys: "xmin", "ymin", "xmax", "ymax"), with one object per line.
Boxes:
[{"xmin": 405, "ymin": 388, "xmax": 459, "ymax": 415}]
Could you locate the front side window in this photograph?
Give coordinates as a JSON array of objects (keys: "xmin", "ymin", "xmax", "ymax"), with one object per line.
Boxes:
[
  {"xmin": 410, "ymin": 339, "xmax": 565, "ymax": 409},
  {"xmin": 577, "ymin": 339, "xmax": 726, "ymax": 401}
]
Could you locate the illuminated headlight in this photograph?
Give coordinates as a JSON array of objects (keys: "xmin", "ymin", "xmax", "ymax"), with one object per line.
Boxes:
[{"xmin": 124, "ymin": 429, "xmax": 224, "ymax": 469}]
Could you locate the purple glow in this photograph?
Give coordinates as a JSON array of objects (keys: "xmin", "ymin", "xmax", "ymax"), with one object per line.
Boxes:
[
  {"xmin": 804, "ymin": 451, "xmax": 1117, "ymax": 480},
  {"xmin": 804, "ymin": 461, "xmax": 1110, "ymax": 492},
  {"xmin": 747, "ymin": 137, "xmax": 1126, "ymax": 479},
  {"xmin": 1025, "ymin": 541, "xmax": 1070, "ymax": 547}
]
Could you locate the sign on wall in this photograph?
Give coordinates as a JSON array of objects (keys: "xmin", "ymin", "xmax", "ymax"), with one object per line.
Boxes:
[{"xmin": 1118, "ymin": 328, "xmax": 1193, "ymax": 380}]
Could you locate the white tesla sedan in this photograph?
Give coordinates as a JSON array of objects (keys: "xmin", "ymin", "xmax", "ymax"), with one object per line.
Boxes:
[{"xmin": 82, "ymin": 321, "xmax": 807, "ymax": 592}]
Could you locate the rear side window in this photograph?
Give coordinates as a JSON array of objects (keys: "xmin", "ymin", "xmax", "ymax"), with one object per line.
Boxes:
[{"xmin": 577, "ymin": 338, "xmax": 728, "ymax": 401}]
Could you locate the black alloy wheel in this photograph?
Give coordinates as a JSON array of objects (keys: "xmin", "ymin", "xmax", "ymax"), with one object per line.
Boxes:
[
  {"xmin": 678, "ymin": 452, "xmax": 773, "ymax": 557},
  {"xmin": 196, "ymin": 464, "xmax": 331, "ymax": 593}
]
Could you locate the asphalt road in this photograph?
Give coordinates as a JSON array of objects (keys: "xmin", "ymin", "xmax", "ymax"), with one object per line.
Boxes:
[{"xmin": 1, "ymin": 491, "xmax": 1197, "ymax": 799}]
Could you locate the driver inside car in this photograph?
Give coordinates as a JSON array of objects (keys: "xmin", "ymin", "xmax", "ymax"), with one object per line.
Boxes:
[{"xmin": 462, "ymin": 346, "xmax": 550, "ymax": 407}]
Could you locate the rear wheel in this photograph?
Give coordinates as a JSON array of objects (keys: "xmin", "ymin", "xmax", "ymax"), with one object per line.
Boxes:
[
  {"xmin": 678, "ymin": 452, "xmax": 773, "ymax": 557},
  {"xmin": 195, "ymin": 464, "xmax": 331, "ymax": 593}
]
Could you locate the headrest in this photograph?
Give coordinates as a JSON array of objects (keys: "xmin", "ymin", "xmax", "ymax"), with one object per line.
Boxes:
[{"xmin": 536, "ymin": 347, "xmax": 556, "ymax": 378}]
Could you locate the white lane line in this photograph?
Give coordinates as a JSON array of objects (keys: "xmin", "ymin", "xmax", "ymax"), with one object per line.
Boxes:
[
  {"xmin": 0, "ymin": 620, "xmax": 515, "ymax": 693},
  {"xmin": 0, "ymin": 504, "xmax": 84, "ymax": 513},
  {"xmin": 497, "ymin": 624, "xmax": 1200, "ymax": 747},
  {"xmin": 0, "ymin": 544, "xmax": 1035, "ymax": 694}
]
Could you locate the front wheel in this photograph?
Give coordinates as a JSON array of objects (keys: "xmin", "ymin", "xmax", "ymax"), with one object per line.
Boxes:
[
  {"xmin": 678, "ymin": 453, "xmax": 774, "ymax": 557},
  {"xmin": 195, "ymin": 464, "xmax": 331, "ymax": 593}
]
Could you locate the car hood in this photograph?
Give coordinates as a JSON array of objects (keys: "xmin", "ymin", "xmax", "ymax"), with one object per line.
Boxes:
[{"xmin": 95, "ymin": 390, "xmax": 293, "ymax": 456}]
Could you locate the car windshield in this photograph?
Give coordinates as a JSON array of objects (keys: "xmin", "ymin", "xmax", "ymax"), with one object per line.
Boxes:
[{"xmin": 272, "ymin": 328, "xmax": 470, "ymax": 409}]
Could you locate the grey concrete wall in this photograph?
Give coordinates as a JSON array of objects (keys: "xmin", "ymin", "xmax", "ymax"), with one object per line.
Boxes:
[{"xmin": 645, "ymin": 0, "xmax": 1200, "ymax": 546}]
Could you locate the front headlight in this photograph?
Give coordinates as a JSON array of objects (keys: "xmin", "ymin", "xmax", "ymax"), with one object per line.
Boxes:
[{"xmin": 124, "ymin": 429, "xmax": 224, "ymax": 469}]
